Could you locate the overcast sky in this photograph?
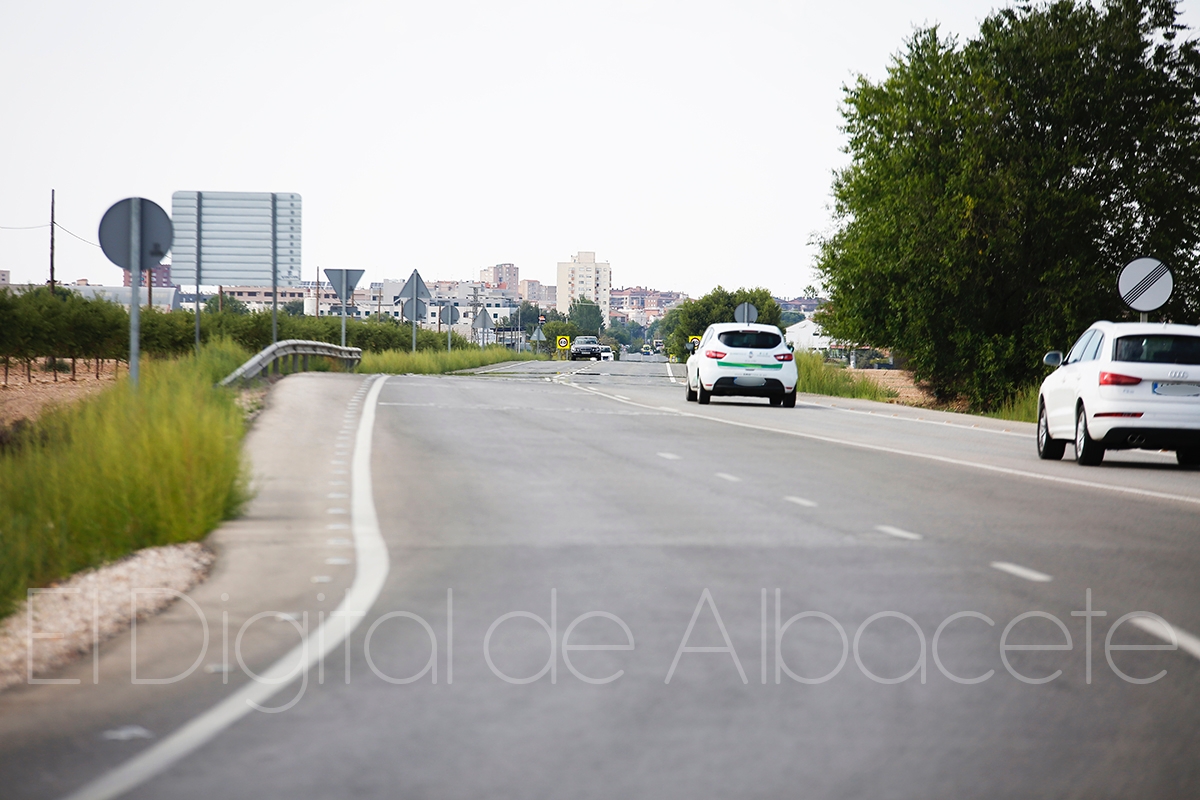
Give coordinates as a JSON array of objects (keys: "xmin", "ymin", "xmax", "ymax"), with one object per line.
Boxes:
[{"xmin": 3, "ymin": 0, "xmax": 1197, "ymax": 299}]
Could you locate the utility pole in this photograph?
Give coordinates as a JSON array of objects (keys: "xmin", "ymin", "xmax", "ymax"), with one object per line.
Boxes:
[
  {"xmin": 469, "ymin": 285, "xmax": 482, "ymax": 346},
  {"xmin": 49, "ymin": 189, "xmax": 55, "ymax": 293}
]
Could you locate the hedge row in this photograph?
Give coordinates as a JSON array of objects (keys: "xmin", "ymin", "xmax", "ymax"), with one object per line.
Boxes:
[{"xmin": 0, "ymin": 287, "xmax": 477, "ymax": 363}]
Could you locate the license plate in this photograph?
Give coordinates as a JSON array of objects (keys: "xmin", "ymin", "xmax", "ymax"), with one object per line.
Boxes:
[{"xmin": 1152, "ymin": 382, "xmax": 1200, "ymax": 397}]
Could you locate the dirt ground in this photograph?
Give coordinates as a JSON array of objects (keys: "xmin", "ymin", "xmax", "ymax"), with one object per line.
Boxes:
[{"xmin": 0, "ymin": 359, "xmax": 122, "ymax": 426}]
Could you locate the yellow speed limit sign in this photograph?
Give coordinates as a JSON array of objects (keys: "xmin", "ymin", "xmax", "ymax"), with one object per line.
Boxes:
[
  {"xmin": 557, "ymin": 336, "xmax": 570, "ymax": 350},
  {"xmin": 689, "ymin": 335, "xmax": 702, "ymax": 350}
]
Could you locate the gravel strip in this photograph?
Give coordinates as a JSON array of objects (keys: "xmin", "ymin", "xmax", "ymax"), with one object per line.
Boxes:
[{"xmin": 0, "ymin": 542, "xmax": 215, "ymax": 692}]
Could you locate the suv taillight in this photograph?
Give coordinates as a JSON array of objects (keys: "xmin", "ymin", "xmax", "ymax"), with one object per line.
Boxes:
[
  {"xmin": 775, "ymin": 353, "xmax": 794, "ymax": 361},
  {"xmin": 1100, "ymin": 372, "xmax": 1142, "ymax": 386},
  {"xmin": 705, "ymin": 350, "xmax": 727, "ymax": 359}
]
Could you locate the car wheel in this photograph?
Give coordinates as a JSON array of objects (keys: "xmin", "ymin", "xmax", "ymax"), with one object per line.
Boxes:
[
  {"xmin": 1037, "ymin": 400, "xmax": 1066, "ymax": 460},
  {"xmin": 782, "ymin": 390, "xmax": 797, "ymax": 409},
  {"xmin": 698, "ymin": 383, "xmax": 711, "ymax": 405},
  {"xmin": 1177, "ymin": 447, "xmax": 1200, "ymax": 467},
  {"xmin": 769, "ymin": 395, "xmax": 783, "ymax": 407},
  {"xmin": 685, "ymin": 376, "xmax": 697, "ymax": 402},
  {"xmin": 1074, "ymin": 405, "xmax": 1105, "ymax": 466}
]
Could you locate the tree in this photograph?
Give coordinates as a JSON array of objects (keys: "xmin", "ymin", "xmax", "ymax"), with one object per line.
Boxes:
[
  {"xmin": 661, "ymin": 286, "xmax": 782, "ymax": 357},
  {"xmin": 816, "ymin": 1, "xmax": 1200, "ymax": 406},
  {"xmin": 780, "ymin": 311, "xmax": 805, "ymax": 327},
  {"xmin": 204, "ymin": 295, "xmax": 249, "ymax": 315},
  {"xmin": 568, "ymin": 297, "xmax": 604, "ymax": 335},
  {"xmin": 282, "ymin": 299, "xmax": 306, "ymax": 316}
]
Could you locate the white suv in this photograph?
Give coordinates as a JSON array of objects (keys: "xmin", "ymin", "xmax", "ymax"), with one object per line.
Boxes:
[
  {"xmin": 1037, "ymin": 321, "xmax": 1200, "ymax": 466},
  {"xmin": 685, "ymin": 323, "xmax": 798, "ymax": 407}
]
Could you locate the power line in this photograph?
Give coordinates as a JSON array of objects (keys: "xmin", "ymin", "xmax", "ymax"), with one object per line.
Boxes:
[{"xmin": 52, "ymin": 222, "xmax": 100, "ymax": 247}]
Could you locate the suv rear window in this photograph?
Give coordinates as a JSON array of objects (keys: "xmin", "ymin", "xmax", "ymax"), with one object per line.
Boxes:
[
  {"xmin": 1114, "ymin": 335, "xmax": 1200, "ymax": 365},
  {"xmin": 718, "ymin": 331, "xmax": 781, "ymax": 349}
]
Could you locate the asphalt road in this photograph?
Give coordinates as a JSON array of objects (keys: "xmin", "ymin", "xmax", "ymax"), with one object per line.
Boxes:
[{"xmin": 3, "ymin": 360, "xmax": 1199, "ymax": 799}]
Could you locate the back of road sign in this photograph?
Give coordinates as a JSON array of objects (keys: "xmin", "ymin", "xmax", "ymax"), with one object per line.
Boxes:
[{"xmin": 98, "ymin": 198, "xmax": 173, "ymax": 270}]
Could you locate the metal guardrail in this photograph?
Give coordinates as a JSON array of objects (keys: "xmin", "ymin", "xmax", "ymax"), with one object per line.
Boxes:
[{"xmin": 218, "ymin": 339, "xmax": 363, "ymax": 386}]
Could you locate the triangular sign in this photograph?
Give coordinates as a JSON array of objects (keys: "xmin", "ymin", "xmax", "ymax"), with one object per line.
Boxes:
[
  {"xmin": 324, "ymin": 269, "xmax": 365, "ymax": 303},
  {"xmin": 530, "ymin": 326, "xmax": 547, "ymax": 341},
  {"xmin": 472, "ymin": 310, "xmax": 495, "ymax": 329},
  {"xmin": 398, "ymin": 269, "xmax": 432, "ymax": 301}
]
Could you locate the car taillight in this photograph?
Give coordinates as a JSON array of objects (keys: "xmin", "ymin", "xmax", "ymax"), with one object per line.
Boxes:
[
  {"xmin": 775, "ymin": 353, "xmax": 794, "ymax": 361},
  {"xmin": 705, "ymin": 350, "xmax": 727, "ymax": 359},
  {"xmin": 1099, "ymin": 372, "xmax": 1142, "ymax": 386}
]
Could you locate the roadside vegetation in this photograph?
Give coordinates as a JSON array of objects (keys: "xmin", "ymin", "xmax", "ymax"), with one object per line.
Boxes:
[
  {"xmin": 813, "ymin": 0, "xmax": 1200, "ymax": 409},
  {"xmin": 359, "ymin": 347, "xmax": 544, "ymax": 374},
  {"xmin": 0, "ymin": 342, "xmax": 250, "ymax": 617},
  {"xmin": 794, "ymin": 352, "xmax": 897, "ymax": 402},
  {"xmin": 983, "ymin": 384, "xmax": 1039, "ymax": 424}
]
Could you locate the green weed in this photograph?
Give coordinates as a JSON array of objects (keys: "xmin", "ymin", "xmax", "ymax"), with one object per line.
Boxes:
[
  {"xmin": 359, "ymin": 347, "xmax": 544, "ymax": 375},
  {"xmin": 794, "ymin": 352, "xmax": 898, "ymax": 401}
]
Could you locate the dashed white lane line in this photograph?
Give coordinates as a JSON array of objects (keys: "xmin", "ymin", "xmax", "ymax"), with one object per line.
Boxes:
[
  {"xmin": 657, "ymin": 452, "xmax": 682, "ymax": 460},
  {"xmin": 991, "ymin": 561, "xmax": 1052, "ymax": 582},
  {"xmin": 613, "ymin": 394, "xmax": 631, "ymax": 400},
  {"xmin": 1130, "ymin": 616, "xmax": 1200, "ymax": 661},
  {"xmin": 665, "ymin": 363, "xmax": 678, "ymax": 384},
  {"xmin": 784, "ymin": 496, "xmax": 817, "ymax": 508},
  {"xmin": 715, "ymin": 472, "xmax": 742, "ymax": 483},
  {"xmin": 875, "ymin": 524, "xmax": 923, "ymax": 541},
  {"xmin": 64, "ymin": 377, "xmax": 393, "ymax": 800},
  {"xmin": 562, "ymin": 383, "xmax": 1200, "ymax": 508}
]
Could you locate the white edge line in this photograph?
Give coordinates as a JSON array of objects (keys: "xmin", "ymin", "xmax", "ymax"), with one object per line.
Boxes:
[
  {"xmin": 875, "ymin": 524, "xmax": 922, "ymax": 541},
  {"xmin": 63, "ymin": 376, "xmax": 392, "ymax": 800},
  {"xmin": 665, "ymin": 363, "xmax": 678, "ymax": 383},
  {"xmin": 657, "ymin": 452, "xmax": 681, "ymax": 460},
  {"xmin": 1130, "ymin": 616, "xmax": 1200, "ymax": 661},
  {"xmin": 561, "ymin": 383, "xmax": 1200, "ymax": 508},
  {"xmin": 797, "ymin": 399, "xmax": 1028, "ymax": 438},
  {"xmin": 715, "ymin": 472, "xmax": 742, "ymax": 482},
  {"xmin": 990, "ymin": 561, "xmax": 1052, "ymax": 582}
]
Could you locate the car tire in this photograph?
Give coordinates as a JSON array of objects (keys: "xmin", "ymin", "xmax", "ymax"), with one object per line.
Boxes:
[
  {"xmin": 1037, "ymin": 400, "xmax": 1066, "ymax": 460},
  {"xmin": 1177, "ymin": 447, "xmax": 1200, "ymax": 467},
  {"xmin": 782, "ymin": 390, "xmax": 797, "ymax": 409},
  {"xmin": 685, "ymin": 377, "xmax": 697, "ymax": 402},
  {"xmin": 769, "ymin": 395, "xmax": 783, "ymax": 407},
  {"xmin": 1075, "ymin": 405, "xmax": 1105, "ymax": 466},
  {"xmin": 698, "ymin": 384, "xmax": 711, "ymax": 405}
]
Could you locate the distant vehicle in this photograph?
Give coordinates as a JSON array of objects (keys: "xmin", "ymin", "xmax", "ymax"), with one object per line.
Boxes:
[
  {"xmin": 685, "ymin": 323, "xmax": 797, "ymax": 407},
  {"xmin": 641, "ymin": 344, "xmax": 653, "ymax": 356},
  {"xmin": 1038, "ymin": 321, "xmax": 1200, "ymax": 466},
  {"xmin": 653, "ymin": 339, "xmax": 664, "ymax": 352},
  {"xmin": 600, "ymin": 345, "xmax": 614, "ymax": 361},
  {"xmin": 569, "ymin": 335, "xmax": 603, "ymax": 361}
]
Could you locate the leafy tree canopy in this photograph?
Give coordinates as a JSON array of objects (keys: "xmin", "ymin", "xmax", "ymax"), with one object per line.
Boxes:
[
  {"xmin": 568, "ymin": 297, "xmax": 605, "ymax": 335},
  {"xmin": 816, "ymin": 0, "xmax": 1200, "ymax": 406},
  {"xmin": 204, "ymin": 295, "xmax": 250, "ymax": 315},
  {"xmin": 660, "ymin": 286, "xmax": 782, "ymax": 357}
]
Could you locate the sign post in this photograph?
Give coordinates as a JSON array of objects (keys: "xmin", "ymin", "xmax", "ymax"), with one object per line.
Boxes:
[
  {"xmin": 98, "ymin": 198, "xmax": 173, "ymax": 388},
  {"xmin": 556, "ymin": 335, "xmax": 570, "ymax": 359},
  {"xmin": 400, "ymin": 270, "xmax": 432, "ymax": 352},
  {"xmin": 530, "ymin": 325, "xmax": 547, "ymax": 355},
  {"xmin": 472, "ymin": 305, "xmax": 495, "ymax": 346},
  {"xmin": 324, "ymin": 268, "xmax": 364, "ymax": 347},
  {"xmin": 439, "ymin": 304, "xmax": 460, "ymax": 352}
]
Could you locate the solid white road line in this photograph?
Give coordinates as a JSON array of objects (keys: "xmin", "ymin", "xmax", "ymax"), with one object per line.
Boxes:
[
  {"xmin": 875, "ymin": 525, "xmax": 923, "ymax": 541},
  {"xmin": 715, "ymin": 472, "xmax": 742, "ymax": 482},
  {"xmin": 784, "ymin": 496, "xmax": 817, "ymax": 508},
  {"xmin": 563, "ymin": 383, "xmax": 1200, "ymax": 508},
  {"xmin": 1130, "ymin": 616, "xmax": 1200, "ymax": 662},
  {"xmin": 990, "ymin": 561, "xmax": 1052, "ymax": 582},
  {"xmin": 657, "ymin": 452, "xmax": 682, "ymax": 460},
  {"xmin": 666, "ymin": 363, "xmax": 678, "ymax": 383},
  {"xmin": 63, "ymin": 376, "xmax": 393, "ymax": 800}
]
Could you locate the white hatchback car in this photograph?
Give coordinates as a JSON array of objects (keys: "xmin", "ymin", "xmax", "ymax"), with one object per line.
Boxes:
[
  {"xmin": 1038, "ymin": 321, "xmax": 1200, "ymax": 466},
  {"xmin": 685, "ymin": 323, "xmax": 798, "ymax": 407}
]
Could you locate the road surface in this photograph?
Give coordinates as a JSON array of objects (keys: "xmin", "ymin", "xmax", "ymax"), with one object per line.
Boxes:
[{"xmin": 2, "ymin": 360, "xmax": 1198, "ymax": 799}]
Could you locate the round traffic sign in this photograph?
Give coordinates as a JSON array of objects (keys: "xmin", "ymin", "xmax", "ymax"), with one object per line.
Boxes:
[
  {"xmin": 402, "ymin": 298, "xmax": 427, "ymax": 322},
  {"xmin": 557, "ymin": 336, "xmax": 570, "ymax": 350},
  {"xmin": 734, "ymin": 302, "xmax": 758, "ymax": 324},
  {"xmin": 98, "ymin": 198, "xmax": 173, "ymax": 270},
  {"xmin": 439, "ymin": 305, "xmax": 461, "ymax": 325},
  {"xmin": 1118, "ymin": 258, "xmax": 1173, "ymax": 312}
]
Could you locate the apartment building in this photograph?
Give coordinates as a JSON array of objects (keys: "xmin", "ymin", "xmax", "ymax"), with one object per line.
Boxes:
[
  {"xmin": 609, "ymin": 286, "xmax": 687, "ymax": 325},
  {"xmin": 556, "ymin": 251, "xmax": 611, "ymax": 318},
  {"xmin": 122, "ymin": 264, "xmax": 174, "ymax": 288},
  {"xmin": 0, "ymin": 270, "xmax": 9, "ymax": 286},
  {"xmin": 480, "ymin": 263, "xmax": 519, "ymax": 288}
]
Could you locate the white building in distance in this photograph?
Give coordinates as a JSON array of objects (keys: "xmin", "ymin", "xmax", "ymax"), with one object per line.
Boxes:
[
  {"xmin": 556, "ymin": 251, "xmax": 610, "ymax": 319},
  {"xmin": 480, "ymin": 263, "xmax": 519, "ymax": 288},
  {"xmin": 0, "ymin": 270, "xmax": 10, "ymax": 286}
]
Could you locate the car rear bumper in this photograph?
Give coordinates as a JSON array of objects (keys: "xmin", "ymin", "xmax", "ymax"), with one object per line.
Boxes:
[
  {"xmin": 1096, "ymin": 426, "xmax": 1200, "ymax": 451},
  {"xmin": 709, "ymin": 377, "xmax": 790, "ymax": 397}
]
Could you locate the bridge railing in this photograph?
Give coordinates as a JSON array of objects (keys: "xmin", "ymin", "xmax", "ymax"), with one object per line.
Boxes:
[{"xmin": 218, "ymin": 339, "xmax": 363, "ymax": 386}]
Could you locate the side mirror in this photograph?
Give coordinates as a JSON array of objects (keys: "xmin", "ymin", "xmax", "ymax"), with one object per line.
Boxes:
[
  {"xmin": 688, "ymin": 340, "xmax": 699, "ymax": 354},
  {"xmin": 788, "ymin": 343, "xmax": 795, "ymax": 352},
  {"xmin": 1043, "ymin": 350, "xmax": 1063, "ymax": 367}
]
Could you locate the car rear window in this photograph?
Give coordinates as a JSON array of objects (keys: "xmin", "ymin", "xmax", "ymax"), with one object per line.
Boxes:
[
  {"xmin": 718, "ymin": 331, "xmax": 781, "ymax": 349},
  {"xmin": 1114, "ymin": 335, "xmax": 1200, "ymax": 365}
]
